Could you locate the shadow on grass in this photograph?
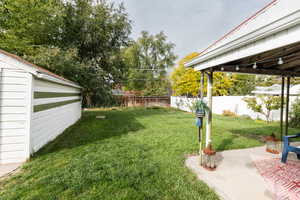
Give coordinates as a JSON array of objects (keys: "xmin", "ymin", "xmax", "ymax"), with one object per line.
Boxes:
[
  {"xmin": 35, "ymin": 108, "xmax": 168, "ymax": 156},
  {"xmin": 216, "ymin": 137, "xmax": 235, "ymax": 151},
  {"xmin": 229, "ymin": 125, "xmax": 300, "ymax": 142}
]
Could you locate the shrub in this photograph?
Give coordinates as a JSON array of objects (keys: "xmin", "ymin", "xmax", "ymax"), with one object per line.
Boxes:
[
  {"xmin": 222, "ymin": 110, "xmax": 237, "ymax": 117},
  {"xmin": 290, "ymin": 98, "xmax": 300, "ymax": 128},
  {"xmin": 240, "ymin": 115, "xmax": 252, "ymax": 120},
  {"xmin": 243, "ymin": 95, "xmax": 281, "ymax": 122}
]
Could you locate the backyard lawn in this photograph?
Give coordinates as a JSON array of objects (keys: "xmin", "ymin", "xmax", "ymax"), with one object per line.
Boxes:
[{"xmin": 1, "ymin": 107, "xmax": 299, "ymax": 200}]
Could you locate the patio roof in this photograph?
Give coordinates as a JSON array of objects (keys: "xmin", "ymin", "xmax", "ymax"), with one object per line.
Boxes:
[
  {"xmin": 186, "ymin": 0, "xmax": 300, "ymax": 77},
  {"xmin": 184, "ymin": 1, "xmax": 300, "ymax": 154},
  {"xmin": 184, "ymin": 3, "xmax": 300, "ymax": 198}
]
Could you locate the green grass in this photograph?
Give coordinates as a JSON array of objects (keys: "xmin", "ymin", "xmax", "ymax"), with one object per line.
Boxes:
[{"xmin": 1, "ymin": 108, "xmax": 299, "ymax": 200}]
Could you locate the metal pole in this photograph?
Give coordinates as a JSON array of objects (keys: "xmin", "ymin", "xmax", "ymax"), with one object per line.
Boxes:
[
  {"xmin": 206, "ymin": 71, "xmax": 213, "ymax": 147},
  {"xmin": 280, "ymin": 77, "xmax": 285, "ymax": 141},
  {"xmin": 285, "ymin": 76, "xmax": 291, "ymax": 136}
]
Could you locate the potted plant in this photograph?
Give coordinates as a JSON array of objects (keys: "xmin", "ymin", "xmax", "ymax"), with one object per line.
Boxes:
[
  {"xmin": 265, "ymin": 133, "xmax": 280, "ymax": 154},
  {"xmin": 194, "ymin": 99, "xmax": 209, "ymax": 118},
  {"xmin": 202, "ymin": 143, "xmax": 217, "ymax": 170}
]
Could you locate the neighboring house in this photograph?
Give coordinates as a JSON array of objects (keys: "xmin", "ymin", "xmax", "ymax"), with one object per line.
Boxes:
[
  {"xmin": 252, "ymin": 84, "xmax": 300, "ymax": 96},
  {"xmin": 0, "ymin": 49, "xmax": 82, "ymax": 164}
]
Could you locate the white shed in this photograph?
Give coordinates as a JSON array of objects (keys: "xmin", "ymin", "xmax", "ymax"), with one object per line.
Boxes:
[{"xmin": 0, "ymin": 49, "xmax": 82, "ymax": 164}]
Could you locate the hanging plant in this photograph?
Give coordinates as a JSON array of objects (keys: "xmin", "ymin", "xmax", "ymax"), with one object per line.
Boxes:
[{"xmin": 194, "ymin": 99, "xmax": 209, "ymax": 118}]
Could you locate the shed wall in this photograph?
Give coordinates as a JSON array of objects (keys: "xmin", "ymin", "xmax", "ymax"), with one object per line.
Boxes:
[
  {"xmin": 31, "ymin": 78, "xmax": 81, "ymax": 152},
  {"xmin": 0, "ymin": 66, "xmax": 30, "ymax": 164}
]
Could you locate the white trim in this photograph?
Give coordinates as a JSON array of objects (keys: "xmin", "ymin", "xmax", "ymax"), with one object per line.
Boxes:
[
  {"xmin": 33, "ymin": 96, "xmax": 81, "ymax": 106},
  {"xmin": 0, "ymin": 54, "xmax": 37, "ymax": 75},
  {"xmin": 25, "ymin": 73, "xmax": 34, "ymax": 157},
  {"xmin": 36, "ymin": 73, "xmax": 82, "ymax": 89}
]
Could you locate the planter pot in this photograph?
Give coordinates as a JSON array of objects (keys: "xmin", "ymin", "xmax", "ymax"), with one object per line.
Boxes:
[{"xmin": 265, "ymin": 134, "xmax": 280, "ymax": 154}]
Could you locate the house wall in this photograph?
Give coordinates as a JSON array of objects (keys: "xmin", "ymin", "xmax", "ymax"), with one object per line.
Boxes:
[
  {"xmin": 31, "ymin": 78, "xmax": 81, "ymax": 153},
  {"xmin": 171, "ymin": 96, "xmax": 297, "ymax": 121},
  {"xmin": 0, "ymin": 66, "xmax": 31, "ymax": 164}
]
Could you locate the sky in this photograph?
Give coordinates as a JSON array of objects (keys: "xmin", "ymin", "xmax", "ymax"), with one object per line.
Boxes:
[{"xmin": 110, "ymin": 0, "xmax": 271, "ymax": 62}]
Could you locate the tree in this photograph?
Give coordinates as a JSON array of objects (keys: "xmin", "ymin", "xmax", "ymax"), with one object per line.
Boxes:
[
  {"xmin": 0, "ymin": 0, "xmax": 132, "ymax": 107},
  {"xmin": 255, "ymin": 75, "xmax": 300, "ymax": 87},
  {"xmin": 171, "ymin": 53, "xmax": 235, "ymax": 97},
  {"xmin": 123, "ymin": 31, "xmax": 177, "ymax": 96},
  {"xmin": 290, "ymin": 98, "xmax": 300, "ymax": 128},
  {"xmin": 229, "ymin": 74, "xmax": 256, "ymax": 95},
  {"xmin": 171, "ymin": 52, "xmax": 201, "ymax": 96},
  {"xmin": 58, "ymin": 0, "xmax": 132, "ymax": 106},
  {"xmin": 243, "ymin": 95, "xmax": 281, "ymax": 122},
  {"xmin": 0, "ymin": 0, "xmax": 63, "ymax": 56}
]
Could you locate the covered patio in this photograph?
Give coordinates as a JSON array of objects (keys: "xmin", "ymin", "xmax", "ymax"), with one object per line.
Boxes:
[
  {"xmin": 185, "ymin": 0, "xmax": 300, "ymax": 199},
  {"xmin": 186, "ymin": 145, "xmax": 300, "ymax": 200}
]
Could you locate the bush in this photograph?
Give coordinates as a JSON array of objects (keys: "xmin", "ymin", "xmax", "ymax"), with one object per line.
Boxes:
[
  {"xmin": 240, "ymin": 115, "xmax": 252, "ymax": 120},
  {"xmin": 290, "ymin": 98, "xmax": 300, "ymax": 128},
  {"xmin": 243, "ymin": 95, "xmax": 281, "ymax": 122},
  {"xmin": 222, "ymin": 110, "xmax": 237, "ymax": 117}
]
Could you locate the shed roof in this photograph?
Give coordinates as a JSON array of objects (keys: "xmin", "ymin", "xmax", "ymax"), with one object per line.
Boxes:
[
  {"xmin": 186, "ymin": 0, "xmax": 300, "ymax": 77},
  {"xmin": 0, "ymin": 49, "xmax": 81, "ymax": 88}
]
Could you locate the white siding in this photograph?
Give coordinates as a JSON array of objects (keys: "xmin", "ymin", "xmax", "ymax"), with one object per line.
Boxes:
[
  {"xmin": 31, "ymin": 78, "xmax": 81, "ymax": 153},
  {"xmin": 0, "ymin": 51, "xmax": 81, "ymax": 164},
  {"xmin": 0, "ymin": 67, "xmax": 29, "ymax": 164}
]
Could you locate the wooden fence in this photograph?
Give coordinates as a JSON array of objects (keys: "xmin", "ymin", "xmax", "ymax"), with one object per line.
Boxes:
[{"xmin": 119, "ymin": 96, "xmax": 170, "ymax": 107}]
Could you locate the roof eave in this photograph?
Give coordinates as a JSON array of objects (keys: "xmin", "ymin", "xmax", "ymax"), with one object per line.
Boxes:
[
  {"xmin": 185, "ymin": 4, "xmax": 300, "ymax": 70},
  {"xmin": 35, "ymin": 72, "xmax": 82, "ymax": 89},
  {"xmin": 0, "ymin": 49, "xmax": 81, "ymax": 88}
]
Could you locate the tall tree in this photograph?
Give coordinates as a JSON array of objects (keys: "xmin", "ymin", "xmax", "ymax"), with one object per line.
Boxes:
[
  {"xmin": 123, "ymin": 31, "xmax": 177, "ymax": 96},
  {"xmin": 171, "ymin": 53, "xmax": 235, "ymax": 97},
  {"xmin": 228, "ymin": 74, "xmax": 256, "ymax": 95},
  {"xmin": 0, "ymin": 0, "xmax": 63, "ymax": 56},
  {"xmin": 0, "ymin": 0, "xmax": 132, "ymax": 107},
  {"xmin": 57, "ymin": 0, "xmax": 132, "ymax": 106},
  {"xmin": 171, "ymin": 52, "xmax": 201, "ymax": 96}
]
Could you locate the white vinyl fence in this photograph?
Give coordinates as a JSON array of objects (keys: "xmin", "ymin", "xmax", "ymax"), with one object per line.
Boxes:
[{"xmin": 171, "ymin": 96, "xmax": 298, "ymax": 121}]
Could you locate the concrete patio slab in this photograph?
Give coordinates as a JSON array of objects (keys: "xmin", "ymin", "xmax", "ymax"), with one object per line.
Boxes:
[
  {"xmin": 185, "ymin": 146, "xmax": 299, "ymax": 200},
  {"xmin": 0, "ymin": 163, "xmax": 22, "ymax": 178}
]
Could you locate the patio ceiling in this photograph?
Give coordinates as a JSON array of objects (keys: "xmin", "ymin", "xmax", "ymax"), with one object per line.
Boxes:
[
  {"xmin": 215, "ymin": 41, "xmax": 300, "ymax": 77},
  {"xmin": 186, "ymin": 0, "xmax": 300, "ymax": 77}
]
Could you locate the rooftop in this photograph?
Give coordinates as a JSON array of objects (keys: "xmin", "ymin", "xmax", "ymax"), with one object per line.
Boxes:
[
  {"xmin": 186, "ymin": 0, "xmax": 300, "ymax": 77},
  {"xmin": 0, "ymin": 49, "xmax": 80, "ymax": 88}
]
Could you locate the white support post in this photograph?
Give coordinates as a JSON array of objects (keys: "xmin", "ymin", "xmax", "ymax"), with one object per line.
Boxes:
[{"xmin": 206, "ymin": 71, "xmax": 213, "ymax": 147}]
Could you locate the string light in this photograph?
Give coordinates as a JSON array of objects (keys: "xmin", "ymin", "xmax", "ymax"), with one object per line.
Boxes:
[
  {"xmin": 278, "ymin": 57, "xmax": 284, "ymax": 65},
  {"xmin": 253, "ymin": 62, "xmax": 257, "ymax": 69}
]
